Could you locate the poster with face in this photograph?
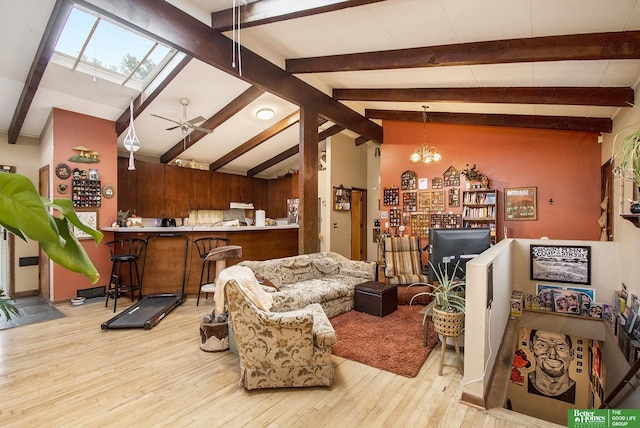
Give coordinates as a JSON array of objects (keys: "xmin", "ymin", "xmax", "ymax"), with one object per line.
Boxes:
[{"xmin": 508, "ymin": 327, "xmax": 591, "ymax": 425}]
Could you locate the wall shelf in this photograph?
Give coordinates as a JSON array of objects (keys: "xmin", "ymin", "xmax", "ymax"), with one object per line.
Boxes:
[{"xmin": 621, "ymin": 214, "xmax": 640, "ymax": 227}]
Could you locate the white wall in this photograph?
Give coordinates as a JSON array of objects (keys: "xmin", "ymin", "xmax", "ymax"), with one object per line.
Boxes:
[
  {"xmin": 464, "ymin": 239, "xmax": 515, "ymax": 402},
  {"xmin": 366, "ymin": 143, "xmax": 381, "ymax": 262},
  {"xmin": 462, "ymin": 238, "xmax": 622, "ymax": 406},
  {"xmin": 328, "ymin": 133, "xmax": 368, "ymax": 258},
  {"xmin": 0, "ymin": 132, "xmax": 42, "ymax": 294},
  {"xmin": 600, "ymin": 87, "xmax": 640, "ymax": 410},
  {"xmin": 512, "ymin": 239, "xmax": 619, "ymax": 300},
  {"xmin": 604, "ymin": 89, "xmax": 640, "ymax": 302}
]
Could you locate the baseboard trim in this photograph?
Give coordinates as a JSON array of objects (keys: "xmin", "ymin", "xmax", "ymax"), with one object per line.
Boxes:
[
  {"xmin": 13, "ymin": 290, "xmax": 39, "ymax": 298},
  {"xmin": 461, "ymin": 392, "xmax": 486, "ymax": 409}
]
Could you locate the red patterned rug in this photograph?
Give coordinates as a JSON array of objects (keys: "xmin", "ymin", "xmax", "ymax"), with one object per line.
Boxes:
[{"xmin": 330, "ymin": 305, "xmax": 438, "ymax": 378}]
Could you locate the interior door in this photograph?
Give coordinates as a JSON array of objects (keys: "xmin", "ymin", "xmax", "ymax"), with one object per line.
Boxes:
[
  {"xmin": 39, "ymin": 166, "xmax": 50, "ymax": 301},
  {"xmin": 350, "ymin": 188, "xmax": 367, "ymax": 261}
]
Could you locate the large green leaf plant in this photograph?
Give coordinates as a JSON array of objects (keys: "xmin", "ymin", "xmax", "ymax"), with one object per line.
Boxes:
[
  {"xmin": 0, "ymin": 173, "xmax": 103, "ymax": 319},
  {"xmin": 408, "ymin": 260, "xmax": 466, "ymax": 325}
]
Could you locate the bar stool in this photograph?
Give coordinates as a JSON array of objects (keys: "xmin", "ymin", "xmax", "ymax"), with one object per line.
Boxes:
[
  {"xmin": 199, "ymin": 245, "xmax": 243, "ymax": 307},
  {"xmin": 105, "ymin": 239, "xmax": 147, "ymax": 313},
  {"xmin": 194, "ymin": 237, "xmax": 230, "ymax": 306}
]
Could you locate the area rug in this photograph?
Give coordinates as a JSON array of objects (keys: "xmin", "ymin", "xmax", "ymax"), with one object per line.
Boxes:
[
  {"xmin": 0, "ymin": 295, "xmax": 65, "ymax": 331},
  {"xmin": 330, "ymin": 305, "xmax": 438, "ymax": 378}
]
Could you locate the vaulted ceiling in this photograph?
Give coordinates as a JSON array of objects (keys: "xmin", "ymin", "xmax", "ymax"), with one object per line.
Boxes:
[{"xmin": 3, "ymin": 0, "xmax": 640, "ymax": 178}]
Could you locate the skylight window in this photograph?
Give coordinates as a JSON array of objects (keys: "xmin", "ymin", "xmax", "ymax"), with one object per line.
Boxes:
[{"xmin": 53, "ymin": 7, "xmax": 177, "ymax": 90}]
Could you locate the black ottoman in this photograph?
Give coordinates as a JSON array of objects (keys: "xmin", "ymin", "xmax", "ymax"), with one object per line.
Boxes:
[{"xmin": 354, "ymin": 281, "xmax": 398, "ymax": 317}]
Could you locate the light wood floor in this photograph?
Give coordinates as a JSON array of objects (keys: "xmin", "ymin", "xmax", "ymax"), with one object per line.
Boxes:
[{"xmin": 0, "ymin": 298, "xmax": 561, "ymax": 427}]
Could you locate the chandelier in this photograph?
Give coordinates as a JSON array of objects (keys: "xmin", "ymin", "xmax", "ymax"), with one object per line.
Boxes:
[{"xmin": 410, "ymin": 106, "xmax": 441, "ymax": 163}]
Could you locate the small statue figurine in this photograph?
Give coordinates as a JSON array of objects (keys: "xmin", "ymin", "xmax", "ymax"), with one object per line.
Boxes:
[{"xmin": 117, "ymin": 210, "xmax": 130, "ymax": 227}]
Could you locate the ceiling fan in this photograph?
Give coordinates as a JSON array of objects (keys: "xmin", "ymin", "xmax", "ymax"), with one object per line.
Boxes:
[{"xmin": 151, "ymin": 98, "xmax": 213, "ymax": 134}]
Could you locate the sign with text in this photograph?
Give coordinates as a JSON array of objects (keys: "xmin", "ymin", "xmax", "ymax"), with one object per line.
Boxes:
[{"xmin": 568, "ymin": 409, "xmax": 640, "ymax": 428}]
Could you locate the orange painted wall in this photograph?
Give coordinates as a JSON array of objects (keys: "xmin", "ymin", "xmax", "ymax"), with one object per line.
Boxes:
[
  {"xmin": 381, "ymin": 121, "xmax": 602, "ymax": 240},
  {"xmin": 52, "ymin": 108, "xmax": 116, "ymax": 301}
]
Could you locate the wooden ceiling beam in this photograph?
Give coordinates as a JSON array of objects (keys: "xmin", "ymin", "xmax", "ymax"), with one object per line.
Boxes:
[
  {"xmin": 8, "ymin": 0, "xmax": 72, "ymax": 144},
  {"xmin": 247, "ymin": 123, "xmax": 344, "ymax": 176},
  {"xmin": 319, "ymin": 124, "xmax": 345, "ymax": 141},
  {"xmin": 78, "ymin": 0, "xmax": 382, "ymax": 144},
  {"xmin": 209, "ymin": 111, "xmax": 300, "ymax": 171},
  {"xmin": 247, "ymin": 145, "xmax": 299, "ymax": 177},
  {"xmin": 211, "ymin": 0, "xmax": 387, "ymax": 32},
  {"xmin": 334, "ymin": 87, "xmax": 634, "ymax": 107},
  {"xmin": 287, "ymin": 31, "xmax": 640, "ymax": 73},
  {"xmin": 355, "ymin": 136, "xmax": 370, "ymax": 145},
  {"xmin": 366, "ymin": 109, "xmax": 612, "ymax": 133},
  {"xmin": 160, "ymin": 86, "xmax": 265, "ymax": 164},
  {"xmin": 116, "ymin": 54, "xmax": 192, "ymax": 136}
]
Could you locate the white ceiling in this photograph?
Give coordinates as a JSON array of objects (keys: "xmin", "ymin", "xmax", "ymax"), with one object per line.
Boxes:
[{"xmin": 3, "ymin": 0, "xmax": 640, "ymax": 178}]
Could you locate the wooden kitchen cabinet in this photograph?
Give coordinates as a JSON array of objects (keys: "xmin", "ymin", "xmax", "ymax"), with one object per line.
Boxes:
[
  {"xmin": 267, "ymin": 173, "xmax": 299, "ymax": 218},
  {"xmin": 118, "ymin": 158, "xmax": 291, "ymax": 218},
  {"xmin": 117, "ymin": 157, "xmax": 137, "ymax": 214},
  {"xmin": 135, "ymin": 161, "xmax": 165, "ymax": 217},
  {"xmin": 229, "ymin": 174, "xmax": 254, "ymax": 203},
  {"xmin": 188, "ymin": 168, "xmax": 214, "ymax": 209},
  {"xmin": 164, "ymin": 164, "xmax": 190, "ymax": 218},
  {"xmin": 252, "ymin": 179, "xmax": 268, "ymax": 211},
  {"xmin": 210, "ymin": 171, "xmax": 230, "ymax": 209}
]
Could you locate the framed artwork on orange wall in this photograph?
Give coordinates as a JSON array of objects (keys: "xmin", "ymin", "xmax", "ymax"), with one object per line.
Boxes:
[{"xmin": 505, "ymin": 187, "xmax": 537, "ymax": 221}]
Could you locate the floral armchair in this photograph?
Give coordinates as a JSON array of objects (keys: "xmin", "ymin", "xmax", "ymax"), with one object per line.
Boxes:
[{"xmin": 224, "ymin": 279, "xmax": 337, "ymax": 390}]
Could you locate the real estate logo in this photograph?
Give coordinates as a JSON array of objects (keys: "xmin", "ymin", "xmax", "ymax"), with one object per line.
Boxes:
[{"xmin": 568, "ymin": 409, "xmax": 640, "ymax": 428}]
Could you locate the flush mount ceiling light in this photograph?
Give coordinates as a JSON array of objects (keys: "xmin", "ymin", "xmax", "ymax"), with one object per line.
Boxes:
[
  {"xmin": 410, "ymin": 105, "xmax": 441, "ymax": 164},
  {"xmin": 256, "ymin": 107, "xmax": 275, "ymax": 120}
]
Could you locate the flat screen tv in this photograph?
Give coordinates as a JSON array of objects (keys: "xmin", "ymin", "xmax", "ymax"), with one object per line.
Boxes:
[{"xmin": 428, "ymin": 228, "xmax": 491, "ymax": 281}]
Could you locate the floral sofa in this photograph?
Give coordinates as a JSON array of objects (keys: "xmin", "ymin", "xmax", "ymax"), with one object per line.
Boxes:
[{"xmin": 238, "ymin": 252, "xmax": 376, "ymax": 319}]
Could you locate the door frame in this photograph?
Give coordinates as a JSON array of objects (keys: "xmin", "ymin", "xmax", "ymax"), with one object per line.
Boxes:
[
  {"xmin": 39, "ymin": 165, "xmax": 51, "ymax": 301},
  {"xmin": 350, "ymin": 188, "xmax": 367, "ymax": 261},
  {"xmin": 0, "ymin": 164, "xmax": 16, "ymax": 297}
]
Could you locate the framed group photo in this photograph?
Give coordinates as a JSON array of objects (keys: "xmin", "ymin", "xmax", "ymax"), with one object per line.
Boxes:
[
  {"xmin": 530, "ymin": 245, "xmax": 591, "ymax": 285},
  {"xmin": 504, "ymin": 186, "xmax": 537, "ymax": 221}
]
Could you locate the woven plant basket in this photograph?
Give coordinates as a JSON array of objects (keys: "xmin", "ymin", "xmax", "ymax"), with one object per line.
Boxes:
[{"xmin": 432, "ymin": 307, "xmax": 465, "ymax": 337}]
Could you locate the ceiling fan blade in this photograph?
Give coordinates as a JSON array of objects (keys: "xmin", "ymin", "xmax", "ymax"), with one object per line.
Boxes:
[
  {"xmin": 186, "ymin": 116, "xmax": 206, "ymax": 125},
  {"xmin": 166, "ymin": 125, "xmax": 180, "ymax": 131},
  {"xmin": 190, "ymin": 124, "xmax": 214, "ymax": 134},
  {"xmin": 151, "ymin": 113, "xmax": 181, "ymax": 125}
]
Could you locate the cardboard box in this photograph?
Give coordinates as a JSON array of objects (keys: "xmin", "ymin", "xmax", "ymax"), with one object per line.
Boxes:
[{"xmin": 511, "ymin": 291, "xmax": 523, "ymax": 318}]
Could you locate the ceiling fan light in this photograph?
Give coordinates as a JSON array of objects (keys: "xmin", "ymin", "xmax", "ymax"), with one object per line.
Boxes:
[{"xmin": 256, "ymin": 107, "xmax": 275, "ymax": 120}]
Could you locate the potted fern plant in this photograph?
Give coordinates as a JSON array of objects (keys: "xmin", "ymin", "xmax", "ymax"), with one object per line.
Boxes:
[
  {"xmin": 611, "ymin": 123, "xmax": 640, "ymax": 212},
  {"xmin": 408, "ymin": 260, "xmax": 466, "ymax": 338}
]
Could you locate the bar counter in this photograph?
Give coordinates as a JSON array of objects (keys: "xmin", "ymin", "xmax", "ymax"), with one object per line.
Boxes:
[{"xmin": 102, "ymin": 225, "xmax": 298, "ymax": 297}]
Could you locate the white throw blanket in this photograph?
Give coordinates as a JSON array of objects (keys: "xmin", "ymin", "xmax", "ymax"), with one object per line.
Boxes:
[{"xmin": 214, "ymin": 265, "xmax": 273, "ymax": 316}]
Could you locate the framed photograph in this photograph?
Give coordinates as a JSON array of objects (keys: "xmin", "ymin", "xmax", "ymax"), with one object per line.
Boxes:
[
  {"xmin": 552, "ymin": 289, "xmax": 581, "ymax": 314},
  {"xmin": 73, "ymin": 211, "xmax": 98, "ymax": 240},
  {"xmin": 530, "ymin": 245, "xmax": 591, "ymax": 285},
  {"xmin": 536, "ymin": 284, "xmax": 564, "ymax": 311},
  {"xmin": 448, "ymin": 188, "xmax": 460, "ymax": 207},
  {"xmin": 566, "ymin": 286, "xmax": 595, "ymax": 315},
  {"xmin": 504, "ymin": 186, "xmax": 537, "ymax": 220}
]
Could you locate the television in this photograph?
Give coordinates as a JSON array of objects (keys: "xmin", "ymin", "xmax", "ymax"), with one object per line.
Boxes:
[{"xmin": 428, "ymin": 228, "xmax": 492, "ymax": 281}]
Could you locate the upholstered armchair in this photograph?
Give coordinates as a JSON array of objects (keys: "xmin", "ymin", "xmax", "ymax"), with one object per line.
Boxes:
[
  {"xmin": 382, "ymin": 236, "xmax": 432, "ymax": 305},
  {"xmin": 224, "ymin": 279, "xmax": 337, "ymax": 390}
]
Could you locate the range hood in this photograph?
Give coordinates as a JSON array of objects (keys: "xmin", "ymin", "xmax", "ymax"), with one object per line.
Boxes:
[{"xmin": 230, "ymin": 202, "xmax": 254, "ymax": 209}]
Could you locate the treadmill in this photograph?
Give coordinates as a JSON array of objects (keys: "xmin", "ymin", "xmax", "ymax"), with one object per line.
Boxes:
[{"xmin": 101, "ymin": 233, "xmax": 188, "ymax": 330}]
